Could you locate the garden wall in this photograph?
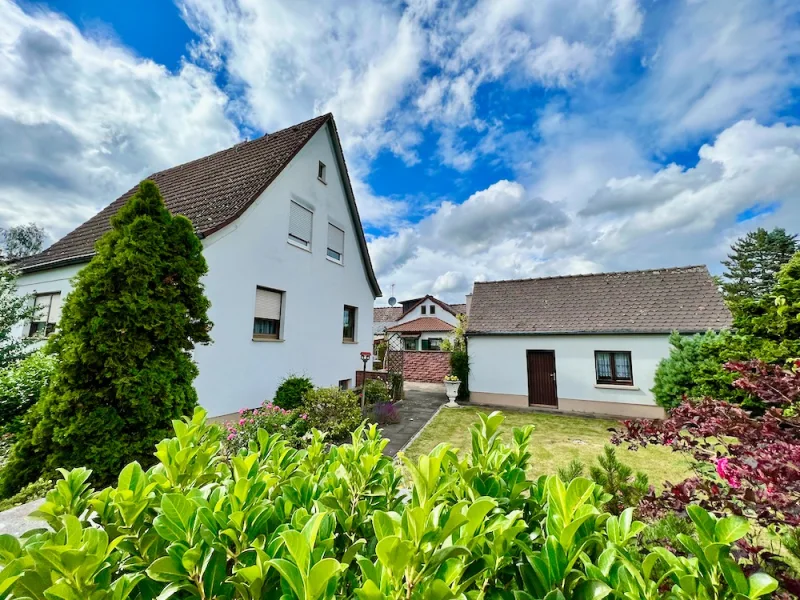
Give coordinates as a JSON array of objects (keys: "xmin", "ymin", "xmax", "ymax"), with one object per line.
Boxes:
[{"xmin": 403, "ymin": 350, "xmax": 451, "ymax": 383}]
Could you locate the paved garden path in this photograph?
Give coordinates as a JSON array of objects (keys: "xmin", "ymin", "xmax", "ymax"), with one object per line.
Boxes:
[
  {"xmin": 0, "ymin": 498, "xmax": 45, "ymax": 537},
  {"xmin": 381, "ymin": 382, "xmax": 448, "ymax": 456}
]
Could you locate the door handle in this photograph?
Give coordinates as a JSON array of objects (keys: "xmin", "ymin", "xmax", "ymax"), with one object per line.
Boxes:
[{"xmin": 549, "ymin": 373, "xmax": 556, "ymax": 379}]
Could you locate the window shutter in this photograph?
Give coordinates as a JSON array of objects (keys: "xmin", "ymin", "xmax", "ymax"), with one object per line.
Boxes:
[
  {"xmin": 48, "ymin": 293, "xmax": 62, "ymax": 325},
  {"xmin": 327, "ymin": 223, "xmax": 344, "ymax": 254},
  {"xmin": 33, "ymin": 295, "xmax": 49, "ymax": 321},
  {"xmin": 289, "ymin": 201, "xmax": 313, "ymax": 244},
  {"xmin": 254, "ymin": 288, "xmax": 282, "ymax": 320}
]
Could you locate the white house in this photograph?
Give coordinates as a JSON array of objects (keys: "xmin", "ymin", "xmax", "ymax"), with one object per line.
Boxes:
[
  {"xmin": 13, "ymin": 114, "xmax": 381, "ymax": 418},
  {"xmin": 466, "ymin": 266, "xmax": 732, "ymax": 419},
  {"xmin": 374, "ymin": 295, "xmax": 466, "ymax": 350}
]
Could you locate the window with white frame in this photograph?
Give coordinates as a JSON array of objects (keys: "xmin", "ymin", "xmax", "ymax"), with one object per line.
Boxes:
[
  {"xmin": 318, "ymin": 161, "xmax": 327, "ymax": 183},
  {"xmin": 327, "ymin": 223, "xmax": 344, "ymax": 262},
  {"xmin": 28, "ymin": 292, "xmax": 61, "ymax": 338},
  {"xmin": 288, "ymin": 200, "xmax": 313, "ymax": 248},
  {"xmin": 253, "ymin": 287, "xmax": 283, "ymax": 339},
  {"xmin": 595, "ymin": 351, "xmax": 633, "ymax": 385}
]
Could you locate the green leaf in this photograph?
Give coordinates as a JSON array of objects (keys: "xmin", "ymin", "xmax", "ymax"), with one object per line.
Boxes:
[
  {"xmin": 573, "ymin": 580, "xmax": 613, "ymax": 599},
  {"xmin": 375, "ymin": 536, "xmax": 412, "ymax": 575},
  {"xmin": 686, "ymin": 505, "xmax": 716, "ymax": 544},
  {"xmin": 715, "ymin": 516, "xmax": 749, "ymax": 545},
  {"xmin": 281, "ymin": 530, "xmax": 311, "ymax": 575},
  {"xmin": 747, "ymin": 572, "xmax": 778, "ymax": 598},
  {"xmin": 719, "ymin": 556, "xmax": 748, "ymax": 595},
  {"xmin": 307, "ymin": 558, "xmax": 343, "ymax": 600},
  {"xmin": 372, "ymin": 511, "xmax": 399, "ymax": 541},
  {"xmin": 268, "ymin": 558, "xmax": 305, "ymax": 600},
  {"xmin": 146, "ymin": 556, "xmax": 186, "ymax": 583}
]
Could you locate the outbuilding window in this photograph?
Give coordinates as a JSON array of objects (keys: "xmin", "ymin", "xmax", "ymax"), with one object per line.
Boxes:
[{"xmin": 595, "ymin": 351, "xmax": 633, "ymax": 385}]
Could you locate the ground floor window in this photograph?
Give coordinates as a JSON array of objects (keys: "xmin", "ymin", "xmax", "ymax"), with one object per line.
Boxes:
[
  {"xmin": 403, "ymin": 337, "xmax": 418, "ymax": 350},
  {"xmin": 28, "ymin": 292, "xmax": 61, "ymax": 338},
  {"xmin": 595, "ymin": 351, "xmax": 633, "ymax": 385},
  {"xmin": 421, "ymin": 338, "xmax": 442, "ymax": 350},
  {"xmin": 339, "ymin": 379, "xmax": 351, "ymax": 390}
]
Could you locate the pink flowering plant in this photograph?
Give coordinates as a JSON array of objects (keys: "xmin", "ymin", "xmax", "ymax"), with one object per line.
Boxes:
[{"xmin": 222, "ymin": 400, "xmax": 308, "ymax": 455}]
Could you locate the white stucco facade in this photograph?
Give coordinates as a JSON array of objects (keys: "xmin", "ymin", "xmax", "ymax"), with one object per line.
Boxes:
[
  {"xmin": 467, "ymin": 334, "xmax": 669, "ymax": 418},
  {"xmin": 395, "ymin": 301, "xmax": 459, "ymax": 327},
  {"xmin": 14, "ymin": 124, "xmax": 377, "ymax": 417}
]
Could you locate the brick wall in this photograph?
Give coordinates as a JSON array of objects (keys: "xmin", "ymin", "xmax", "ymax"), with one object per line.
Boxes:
[{"xmin": 403, "ymin": 350, "xmax": 451, "ymax": 383}]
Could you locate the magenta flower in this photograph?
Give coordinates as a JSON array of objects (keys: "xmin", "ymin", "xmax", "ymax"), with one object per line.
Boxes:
[
  {"xmin": 227, "ymin": 433, "xmax": 236, "ymax": 440},
  {"xmin": 300, "ymin": 413, "xmax": 308, "ymax": 420},
  {"xmin": 239, "ymin": 418, "xmax": 246, "ymax": 426},
  {"xmin": 715, "ymin": 458, "xmax": 741, "ymax": 488}
]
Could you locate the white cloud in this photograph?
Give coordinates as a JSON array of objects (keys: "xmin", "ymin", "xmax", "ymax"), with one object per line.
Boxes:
[
  {"xmin": 0, "ymin": 0, "xmax": 239, "ymax": 239},
  {"xmin": 527, "ymin": 37, "xmax": 597, "ymax": 87}
]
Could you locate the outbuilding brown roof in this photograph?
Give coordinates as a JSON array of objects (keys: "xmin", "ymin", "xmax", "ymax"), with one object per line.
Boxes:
[
  {"xmin": 386, "ymin": 317, "xmax": 455, "ymax": 333},
  {"xmin": 374, "ymin": 306, "xmax": 403, "ymax": 322},
  {"xmin": 467, "ymin": 266, "xmax": 732, "ymax": 335},
  {"xmin": 16, "ymin": 114, "xmax": 381, "ymax": 296}
]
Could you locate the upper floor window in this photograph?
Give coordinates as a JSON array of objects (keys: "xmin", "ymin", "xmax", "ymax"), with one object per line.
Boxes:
[
  {"xmin": 429, "ymin": 305, "xmax": 436, "ymax": 315},
  {"xmin": 595, "ymin": 351, "xmax": 633, "ymax": 385},
  {"xmin": 421, "ymin": 305, "xmax": 426, "ymax": 315},
  {"xmin": 318, "ymin": 161, "xmax": 327, "ymax": 184},
  {"xmin": 288, "ymin": 200, "xmax": 313, "ymax": 249},
  {"xmin": 254, "ymin": 287, "xmax": 283, "ymax": 340},
  {"xmin": 343, "ymin": 305, "xmax": 357, "ymax": 342},
  {"xmin": 327, "ymin": 223, "xmax": 344, "ymax": 263},
  {"xmin": 28, "ymin": 292, "xmax": 61, "ymax": 338}
]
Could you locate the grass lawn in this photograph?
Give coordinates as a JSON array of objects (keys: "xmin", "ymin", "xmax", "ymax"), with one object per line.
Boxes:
[{"xmin": 403, "ymin": 406, "xmax": 692, "ymax": 486}]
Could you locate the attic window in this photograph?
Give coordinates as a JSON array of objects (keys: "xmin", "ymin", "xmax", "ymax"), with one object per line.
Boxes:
[
  {"xmin": 318, "ymin": 161, "xmax": 327, "ymax": 184},
  {"xmin": 430, "ymin": 305, "xmax": 436, "ymax": 315},
  {"xmin": 421, "ymin": 305, "xmax": 427, "ymax": 315}
]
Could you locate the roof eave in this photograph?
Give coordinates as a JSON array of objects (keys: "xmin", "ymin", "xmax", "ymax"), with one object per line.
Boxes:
[
  {"xmin": 465, "ymin": 327, "xmax": 729, "ymax": 336},
  {"xmin": 18, "ymin": 253, "xmax": 94, "ymax": 274}
]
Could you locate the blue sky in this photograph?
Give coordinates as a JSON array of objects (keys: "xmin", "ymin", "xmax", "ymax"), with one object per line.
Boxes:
[{"xmin": 2, "ymin": 0, "xmax": 800, "ymax": 303}]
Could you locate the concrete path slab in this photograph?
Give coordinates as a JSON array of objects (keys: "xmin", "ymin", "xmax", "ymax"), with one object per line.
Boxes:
[
  {"xmin": 0, "ymin": 498, "xmax": 46, "ymax": 537},
  {"xmin": 381, "ymin": 382, "xmax": 448, "ymax": 456}
]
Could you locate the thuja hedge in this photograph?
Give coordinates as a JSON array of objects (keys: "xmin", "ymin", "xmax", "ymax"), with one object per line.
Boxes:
[{"xmin": 0, "ymin": 410, "xmax": 778, "ymax": 599}]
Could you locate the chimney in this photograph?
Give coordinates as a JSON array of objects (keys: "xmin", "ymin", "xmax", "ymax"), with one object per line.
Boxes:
[{"xmin": 465, "ymin": 293, "xmax": 472, "ymax": 316}]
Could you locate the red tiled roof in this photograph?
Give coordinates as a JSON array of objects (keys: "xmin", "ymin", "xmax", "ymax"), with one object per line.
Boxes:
[
  {"xmin": 16, "ymin": 114, "xmax": 381, "ymax": 296},
  {"xmin": 386, "ymin": 317, "xmax": 455, "ymax": 333},
  {"xmin": 467, "ymin": 265, "xmax": 732, "ymax": 335}
]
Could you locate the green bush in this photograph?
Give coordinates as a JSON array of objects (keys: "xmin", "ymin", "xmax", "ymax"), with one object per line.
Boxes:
[
  {"xmin": 0, "ymin": 350, "xmax": 57, "ymax": 431},
  {"xmin": 273, "ymin": 374, "xmax": 313, "ymax": 410},
  {"xmin": 0, "ymin": 408, "xmax": 778, "ymax": 599},
  {"xmin": 652, "ymin": 330, "xmax": 754, "ymax": 410},
  {"xmin": 221, "ymin": 401, "xmax": 307, "ymax": 455},
  {"xmin": 589, "ymin": 445, "xmax": 649, "ymax": 515},
  {"xmin": 450, "ymin": 349, "xmax": 470, "ymax": 399},
  {"xmin": 0, "ymin": 181, "xmax": 212, "ymax": 498},
  {"xmin": 301, "ymin": 386, "xmax": 362, "ymax": 441},
  {"xmin": 361, "ymin": 379, "xmax": 390, "ymax": 405}
]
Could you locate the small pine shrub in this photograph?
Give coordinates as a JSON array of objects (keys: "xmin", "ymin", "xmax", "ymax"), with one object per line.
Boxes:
[
  {"xmin": 641, "ymin": 513, "xmax": 695, "ymax": 554},
  {"xmin": 301, "ymin": 386, "xmax": 362, "ymax": 442},
  {"xmin": 273, "ymin": 375, "xmax": 313, "ymax": 410},
  {"xmin": 589, "ymin": 445, "xmax": 649, "ymax": 515},
  {"xmin": 557, "ymin": 458, "xmax": 585, "ymax": 483}
]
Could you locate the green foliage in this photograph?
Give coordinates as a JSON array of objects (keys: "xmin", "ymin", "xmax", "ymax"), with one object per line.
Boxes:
[
  {"xmin": 274, "ymin": 375, "xmax": 314, "ymax": 410},
  {"xmin": 388, "ymin": 372, "xmax": 403, "ymax": 402},
  {"xmin": 0, "ymin": 350, "xmax": 56, "ymax": 430},
  {"xmin": 439, "ymin": 338, "xmax": 453, "ymax": 352},
  {"xmin": 0, "ymin": 478, "xmax": 53, "ymax": 512},
  {"xmin": 361, "ymin": 379, "xmax": 390, "ymax": 405},
  {"xmin": 450, "ymin": 349, "xmax": 470, "ymax": 400},
  {"xmin": 652, "ymin": 330, "xmax": 756, "ymax": 409},
  {"xmin": 222, "ymin": 401, "xmax": 307, "ymax": 455},
  {"xmin": 589, "ymin": 446, "xmax": 649, "ymax": 515},
  {"xmin": 0, "ymin": 408, "xmax": 777, "ymax": 599},
  {"xmin": 0, "ymin": 269, "xmax": 37, "ymax": 371},
  {"xmin": 641, "ymin": 513, "xmax": 695, "ymax": 552},
  {"xmin": 557, "ymin": 458, "xmax": 586, "ymax": 483},
  {"xmin": 301, "ymin": 386, "xmax": 362, "ymax": 442},
  {"xmin": 0, "ymin": 181, "xmax": 212, "ymax": 498},
  {"xmin": 376, "ymin": 342, "xmax": 387, "ymax": 363},
  {"xmin": 735, "ymin": 251, "xmax": 800, "ymax": 360},
  {"xmin": 722, "ymin": 227, "xmax": 798, "ymax": 306}
]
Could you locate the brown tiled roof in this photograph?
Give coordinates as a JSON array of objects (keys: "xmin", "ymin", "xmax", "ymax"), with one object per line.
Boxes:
[
  {"xmin": 449, "ymin": 303, "xmax": 467, "ymax": 314},
  {"xmin": 16, "ymin": 114, "xmax": 381, "ymax": 296},
  {"xmin": 399, "ymin": 295, "xmax": 462, "ymax": 319},
  {"xmin": 467, "ymin": 266, "xmax": 732, "ymax": 335},
  {"xmin": 374, "ymin": 306, "xmax": 403, "ymax": 322},
  {"xmin": 386, "ymin": 317, "xmax": 455, "ymax": 333}
]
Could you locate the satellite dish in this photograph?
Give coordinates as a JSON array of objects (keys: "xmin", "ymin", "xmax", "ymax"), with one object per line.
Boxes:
[{"xmin": 388, "ymin": 297, "xmax": 397, "ymax": 306}]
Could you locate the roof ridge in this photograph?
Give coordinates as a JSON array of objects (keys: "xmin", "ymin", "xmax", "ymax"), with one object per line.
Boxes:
[
  {"xmin": 474, "ymin": 265, "xmax": 710, "ymax": 286},
  {"xmin": 147, "ymin": 113, "xmax": 331, "ymax": 181}
]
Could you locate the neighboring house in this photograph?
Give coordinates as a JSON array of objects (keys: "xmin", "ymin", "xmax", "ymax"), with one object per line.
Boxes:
[
  {"xmin": 375, "ymin": 295, "xmax": 466, "ymax": 351},
  {"xmin": 13, "ymin": 114, "xmax": 381, "ymax": 418},
  {"xmin": 466, "ymin": 266, "xmax": 732, "ymax": 419},
  {"xmin": 372, "ymin": 295, "xmax": 467, "ymax": 383}
]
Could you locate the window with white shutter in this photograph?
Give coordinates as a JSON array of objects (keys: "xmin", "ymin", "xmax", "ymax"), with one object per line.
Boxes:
[
  {"xmin": 327, "ymin": 223, "xmax": 344, "ymax": 262},
  {"xmin": 253, "ymin": 287, "xmax": 283, "ymax": 339},
  {"xmin": 288, "ymin": 200, "xmax": 313, "ymax": 248},
  {"xmin": 28, "ymin": 292, "xmax": 61, "ymax": 338}
]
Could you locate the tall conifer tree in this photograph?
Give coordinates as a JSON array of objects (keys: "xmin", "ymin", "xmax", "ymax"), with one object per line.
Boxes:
[
  {"xmin": 1, "ymin": 181, "xmax": 212, "ymax": 495},
  {"xmin": 722, "ymin": 227, "xmax": 798, "ymax": 304}
]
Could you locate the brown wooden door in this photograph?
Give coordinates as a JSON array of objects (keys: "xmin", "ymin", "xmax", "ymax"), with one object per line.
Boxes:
[{"xmin": 527, "ymin": 350, "xmax": 558, "ymax": 407}]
